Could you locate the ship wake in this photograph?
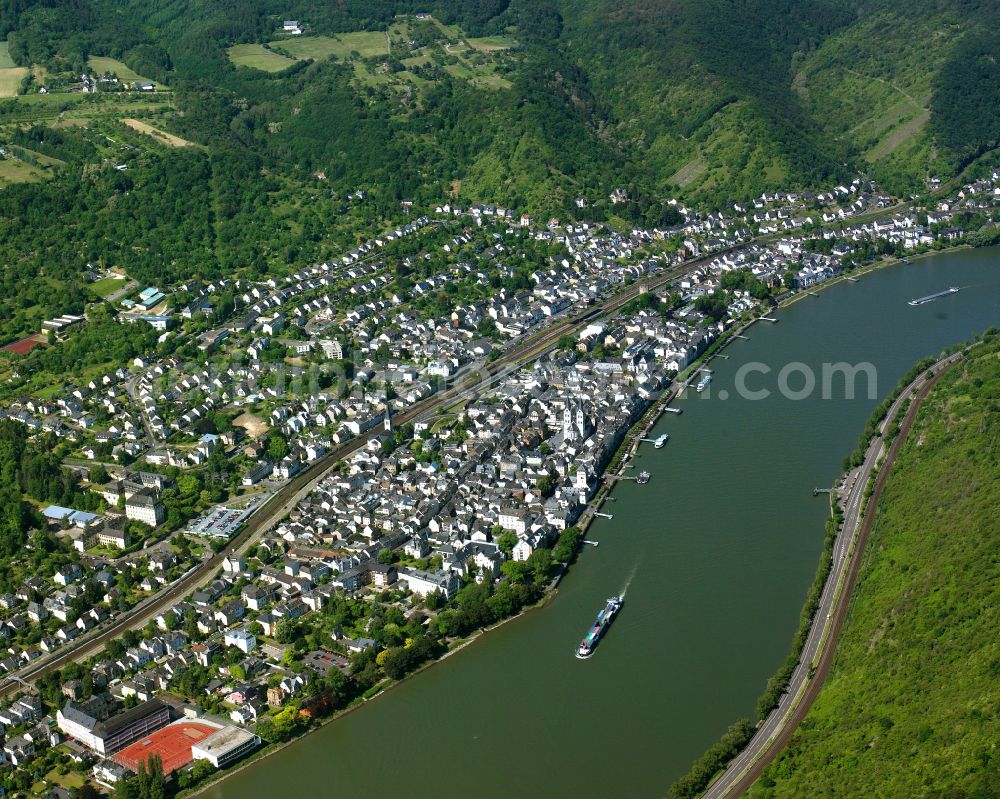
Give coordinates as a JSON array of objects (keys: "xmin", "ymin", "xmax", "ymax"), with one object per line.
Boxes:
[{"xmin": 620, "ymin": 560, "xmax": 640, "ymax": 599}]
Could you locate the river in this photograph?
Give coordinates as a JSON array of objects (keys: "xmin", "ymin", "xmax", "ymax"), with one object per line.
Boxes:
[{"xmin": 203, "ymin": 247, "xmax": 1000, "ymax": 799}]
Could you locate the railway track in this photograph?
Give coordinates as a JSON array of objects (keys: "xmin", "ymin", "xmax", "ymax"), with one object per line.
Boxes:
[{"xmin": 0, "ymin": 250, "xmax": 716, "ymax": 699}]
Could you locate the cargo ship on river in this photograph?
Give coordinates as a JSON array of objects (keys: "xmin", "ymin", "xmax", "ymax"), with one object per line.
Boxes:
[
  {"xmin": 908, "ymin": 286, "xmax": 961, "ymax": 306},
  {"xmin": 576, "ymin": 596, "xmax": 623, "ymax": 659}
]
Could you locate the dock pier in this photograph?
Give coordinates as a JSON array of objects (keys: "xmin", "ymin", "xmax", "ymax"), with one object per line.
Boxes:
[
  {"xmin": 734, "ymin": 334, "xmax": 749, "ymax": 340},
  {"xmin": 583, "ymin": 540, "xmax": 599, "ymax": 547},
  {"xmin": 760, "ymin": 316, "xmax": 778, "ymax": 323},
  {"xmin": 594, "ymin": 512, "xmax": 614, "ymax": 519},
  {"xmin": 662, "ymin": 407, "xmax": 682, "ymax": 414},
  {"xmin": 813, "ymin": 487, "xmax": 832, "ymax": 496}
]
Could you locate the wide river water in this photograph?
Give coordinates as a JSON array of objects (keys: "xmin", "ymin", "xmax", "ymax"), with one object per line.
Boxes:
[{"xmin": 204, "ymin": 247, "xmax": 1000, "ymax": 799}]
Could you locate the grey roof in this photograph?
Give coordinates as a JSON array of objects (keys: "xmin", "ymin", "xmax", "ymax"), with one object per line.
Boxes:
[
  {"xmin": 92, "ymin": 698, "xmax": 167, "ymax": 738},
  {"xmin": 59, "ymin": 703, "xmax": 98, "ymax": 730}
]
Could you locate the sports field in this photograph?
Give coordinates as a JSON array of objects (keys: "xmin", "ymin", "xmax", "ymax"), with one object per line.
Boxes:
[{"xmin": 113, "ymin": 721, "xmax": 218, "ymax": 775}]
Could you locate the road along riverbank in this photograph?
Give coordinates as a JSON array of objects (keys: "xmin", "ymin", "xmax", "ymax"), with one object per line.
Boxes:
[{"xmin": 697, "ymin": 349, "xmax": 963, "ymax": 799}]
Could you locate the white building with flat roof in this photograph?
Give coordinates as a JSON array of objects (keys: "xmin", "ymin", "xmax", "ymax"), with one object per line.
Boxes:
[{"xmin": 191, "ymin": 726, "xmax": 260, "ymax": 768}]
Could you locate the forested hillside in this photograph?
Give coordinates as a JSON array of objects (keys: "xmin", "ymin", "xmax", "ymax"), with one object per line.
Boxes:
[
  {"xmin": 3, "ymin": 0, "xmax": 999, "ymax": 207},
  {"xmin": 1, "ymin": 0, "xmax": 999, "ymax": 341},
  {"xmin": 560, "ymin": 0, "xmax": 1000, "ymax": 198},
  {"xmin": 746, "ymin": 334, "xmax": 1000, "ymax": 798}
]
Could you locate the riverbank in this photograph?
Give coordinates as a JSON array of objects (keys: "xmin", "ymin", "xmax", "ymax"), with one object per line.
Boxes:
[
  {"xmin": 779, "ymin": 242, "xmax": 973, "ymax": 310},
  {"xmin": 189, "ymin": 245, "xmax": 983, "ymax": 797},
  {"xmin": 743, "ymin": 336, "xmax": 1000, "ymax": 798},
  {"xmin": 196, "ymin": 246, "xmax": 1000, "ymax": 799},
  {"xmin": 691, "ymin": 348, "xmax": 965, "ymax": 799},
  {"xmin": 182, "ymin": 588, "xmax": 557, "ymax": 799},
  {"xmin": 576, "ymin": 316, "xmax": 750, "ymax": 535},
  {"xmin": 183, "ymin": 303, "xmax": 743, "ymax": 797}
]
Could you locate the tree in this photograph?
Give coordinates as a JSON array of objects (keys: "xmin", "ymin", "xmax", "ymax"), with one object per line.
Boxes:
[
  {"xmin": 501, "ymin": 560, "xmax": 533, "ymax": 584},
  {"xmin": 117, "ymin": 754, "xmax": 166, "ymax": 799},
  {"xmin": 72, "ymin": 785, "xmax": 102, "ymax": 799},
  {"xmin": 496, "ymin": 531, "xmax": 517, "ymax": 558},
  {"xmin": 527, "ymin": 549, "xmax": 553, "ymax": 585},
  {"xmin": 105, "ymin": 638, "xmax": 126, "ymax": 660},
  {"xmin": 274, "ymin": 618, "xmax": 297, "ymax": 644},
  {"xmin": 267, "ymin": 434, "xmax": 288, "ymax": 461},
  {"xmin": 254, "ymin": 717, "xmax": 277, "ymax": 744},
  {"xmin": 423, "ymin": 590, "xmax": 445, "ymax": 611},
  {"xmin": 176, "ymin": 474, "xmax": 201, "ymax": 498},
  {"xmin": 553, "ymin": 527, "xmax": 582, "ymax": 563},
  {"xmin": 695, "ymin": 293, "xmax": 729, "ymax": 322}
]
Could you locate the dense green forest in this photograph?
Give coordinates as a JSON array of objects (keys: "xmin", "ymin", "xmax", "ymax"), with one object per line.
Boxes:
[
  {"xmin": 0, "ymin": 419, "xmax": 97, "ymax": 562},
  {"xmin": 0, "ymin": 0, "xmax": 998, "ymax": 342},
  {"xmin": 3, "ymin": 0, "xmax": 999, "ymax": 205},
  {"xmin": 746, "ymin": 335, "xmax": 1000, "ymax": 798}
]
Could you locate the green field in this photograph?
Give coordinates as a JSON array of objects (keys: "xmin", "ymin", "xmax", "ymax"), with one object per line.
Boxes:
[
  {"xmin": 466, "ymin": 35, "xmax": 517, "ymax": 51},
  {"xmin": 0, "ymin": 66, "xmax": 28, "ymax": 97},
  {"xmin": 426, "ymin": 17, "xmax": 463, "ymax": 40},
  {"xmin": 8, "ymin": 145, "xmax": 64, "ymax": 168},
  {"xmin": 267, "ymin": 35, "xmax": 343, "ymax": 61},
  {"xmin": 319, "ymin": 31, "xmax": 388, "ymax": 59},
  {"xmin": 87, "ymin": 56, "xmax": 160, "ymax": 87},
  {"xmin": 262, "ymin": 25, "xmax": 510, "ymax": 93},
  {"xmin": 669, "ymin": 156, "xmax": 708, "ymax": 187},
  {"xmin": 227, "ymin": 44, "xmax": 297, "ymax": 72},
  {"xmin": 121, "ymin": 118, "xmax": 195, "ymax": 148},
  {"xmin": 0, "ymin": 42, "xmax": 16, "ymax": 69},
  {"xmin": 0, "ymin": 158, "xmax": 46, "ymax": 184},
  {"xmin": 400, "ymin": 55, "xmax": 431, "ymax": 69},
  {"xmin": 867, "ymin": 109, "xmax": 930, "ymax": 161},
  {"xmin": 88, "ymin": 275, "xmax": 129, "ymax": 298},
  {"xmin": 748, "ymin": 337, "xmax": 1000, "ymax": 798},
  {"xmin": 0, "ymin": 91, "xmax": 169, "ymax": 130}
]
